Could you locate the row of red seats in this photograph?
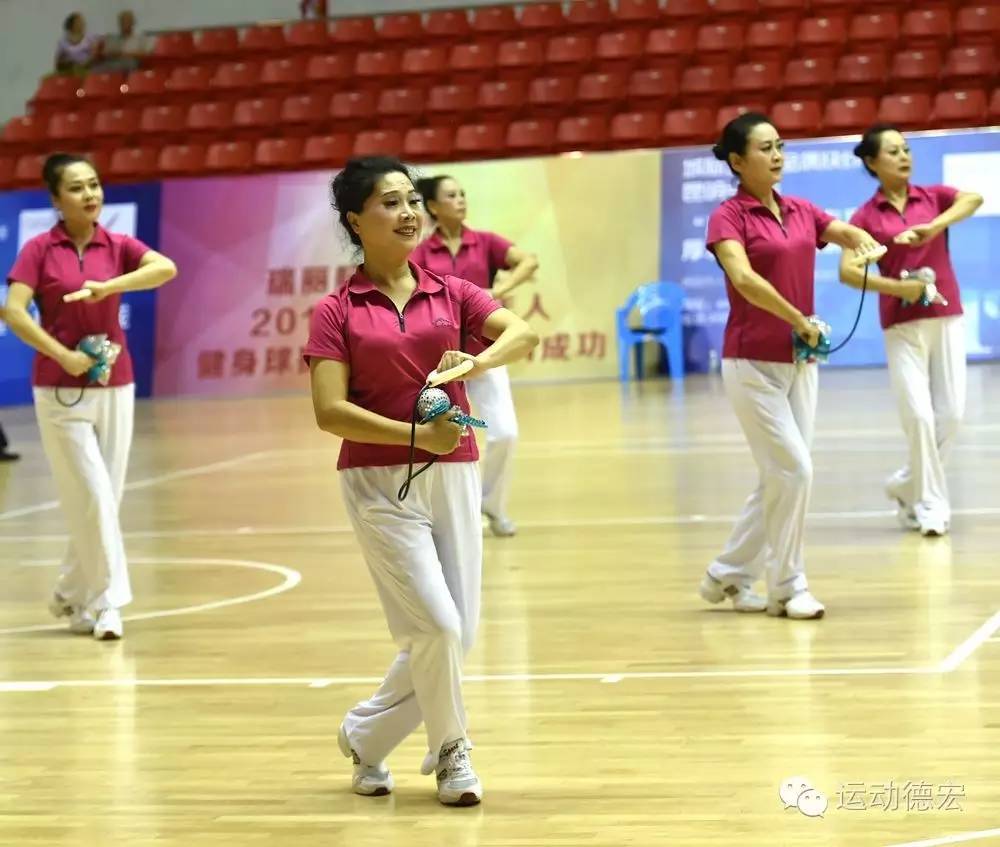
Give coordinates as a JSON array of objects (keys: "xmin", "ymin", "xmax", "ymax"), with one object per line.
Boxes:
[
  {"xmin": 8, "ymin": 50, "xmax": 993, "ymax": 153},
  {"xmin": 1, "ymin": 90, "xmax": 995, "ymax": 190},
  {"xmin": 26, "ymin": 34, "xmax": 997, "ymax": 118},
  {"xmin": 140, "ymin": 1, "xmax": 998, "ymax": 66}
]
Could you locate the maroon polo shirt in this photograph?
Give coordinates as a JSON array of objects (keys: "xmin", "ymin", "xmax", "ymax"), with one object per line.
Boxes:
[
  {"xmin": 849, "ymin": 184, "xmax": 963, "ymax": 329},
  {"xmin": 7, "ymin": 222, "xmax": 150, "ymax": 388},
  {"xmin": 304, "ymin": 263, "xmax": 502, "ymax": 470},
  {"xmin": 707, "ymin": 187, "xmax": 835, "ymax": 363}
]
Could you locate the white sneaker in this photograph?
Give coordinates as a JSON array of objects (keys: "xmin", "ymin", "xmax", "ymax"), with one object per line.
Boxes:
[
  {"xmin": 483, "ymin": 511, "xmax": 516, "ymax": 538},
  {"xmin": 699, "ymin": 572, "xmax": 767, "ymax": 612},
  {"xmin": 885, "ymin": 482, "xmax": 920, "ymax": 531},
  {"xmin": 93, "ymin": 608, "xmax": 123, "ymax": 641},
  {"xmin": 337, "ymin": 725, "xmax": 393, "ymax": 796},
  {"xmin": 919, "ymin": 517, "xmax": 948, "ymax": 537},
  {"xmin": 768, "ymin": 590, "xmax": 825, "ymax": 620},
  {"xmin": 433, "ymin": 738, "xmax": 482, "ymax": 806}
]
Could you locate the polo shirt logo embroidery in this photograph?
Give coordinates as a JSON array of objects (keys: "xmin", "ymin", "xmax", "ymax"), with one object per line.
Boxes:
[{"xmin": 433, "ymin": 318, "xmax": 456, "ymax": 328}]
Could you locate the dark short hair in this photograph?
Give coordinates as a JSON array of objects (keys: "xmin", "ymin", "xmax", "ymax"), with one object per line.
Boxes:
[
  {"xmin": 63, "ymin": 12, "xmax": 82, "ymax": 32},
  {"xmin": 712, "ymin": 112, "xmax": 774, "ymax": 175},
  {"xmin": 414, "ymin": 175, "xmax": 453, "ymax": 220},
  {"xmin": 330, "ymin": 156, "xmax": 413, "ymax": 248},
  {"xmin": 853, "ymin": 124, "xmax": 903, "ymax": 177},
  {"xmin": 42, "ymin": 152, "xmax": 95, "ymax": 195}
]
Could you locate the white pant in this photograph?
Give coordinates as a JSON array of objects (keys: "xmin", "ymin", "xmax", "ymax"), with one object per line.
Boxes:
[
  {"xmin": 884, "ymin": 316, "xmax": 966, "ymax": 525},
  {"xmin": 33, "ymin": 384, "xmax": 134, "ymax": 612},
  {"xmin": 708, "ymin": 360, "xmax": 817, "ymax": 599},
  {"xmin": 466, "ymin": 365, "xmax": 518, "ymax": 519},
  {"xmin": 339, "ymin": 462, "xmax": 482, "ymax": 768}
]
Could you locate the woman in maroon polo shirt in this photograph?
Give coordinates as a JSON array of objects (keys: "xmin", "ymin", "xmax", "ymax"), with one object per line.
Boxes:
[
  {"xmin": 4, "ymin": 153, "xmax": 177, "ymax": 640},
  {"xmin": 411, "ymin": 175, "xmax": 539, "ymax": 538},
  {"xmin": 698, "ymin": 113, "xmax": 884, "ymax": 621},
  {"xmin": 305, "ymin": 157, "xmax": 537, "ymax": 806},
  {"xmin": 841, "ymin": 124, "xmax": 983, "ymax": 537}
]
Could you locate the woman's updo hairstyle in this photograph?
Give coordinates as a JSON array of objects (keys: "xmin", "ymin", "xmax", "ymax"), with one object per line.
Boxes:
[
  {"xmin": 712, "ymin": 112, "xmax": 773, "ymax": 175},
  {"xmin": 330, "ymin": 156, "xmax": 413, "ymax": 248}
]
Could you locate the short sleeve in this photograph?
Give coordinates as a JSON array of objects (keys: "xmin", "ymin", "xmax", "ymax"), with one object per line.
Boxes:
[
  {"xmin": 848, "ymin": 203, "xmax": 868, "ymax": 230},
  {"xmin": 119, "ymin": 234, "xmax": 151, "ymax": 273},
  {"xmin": 485, "ymin": 231, "xmax": 514, "ymax": 271},
  {"xmin": 303, "ymin": 295, "xmax": 349, "ymax": 365},
  {"xmin": 806, "ymin": 200, "xmax": 836, "ymax": 247},
  {"xmin": 7, "ymin": 238, "xmax": 44, "ymax": 290},
  {"xmin": 706, "ymin": 203, "xmax": 745, "ymax": 253},
  {"xmin": 457, "ymin": 278, "xmax": 503, "ymax": 339},
  {"xmin": 928, "ymin": 184, "xmax": 959, "ymax": 214}
]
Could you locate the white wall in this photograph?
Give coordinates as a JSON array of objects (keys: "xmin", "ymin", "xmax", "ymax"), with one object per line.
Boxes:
[{"xmin": 0, "ymin": 0, "xmax": 543, "ymax": 124}]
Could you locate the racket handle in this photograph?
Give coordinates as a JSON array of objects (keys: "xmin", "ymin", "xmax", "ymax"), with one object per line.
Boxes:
[{"xmin": 426, "ymin": 359, "xmax": 474, "ymax": 387}]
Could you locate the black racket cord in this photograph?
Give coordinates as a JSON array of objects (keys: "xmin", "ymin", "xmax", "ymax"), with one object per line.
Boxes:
[
  {"xmin": 397, "ymin": 388, "xmax": 437, "ymax": 501},
  {"xmin": 827, "ymin": 260, "xmax": 870, "ymax": 356}
]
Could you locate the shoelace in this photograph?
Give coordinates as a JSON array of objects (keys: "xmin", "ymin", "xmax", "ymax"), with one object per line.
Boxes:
[{"xmin": 438, "ymin": 743, "xmax": 473, "ymax": 781}]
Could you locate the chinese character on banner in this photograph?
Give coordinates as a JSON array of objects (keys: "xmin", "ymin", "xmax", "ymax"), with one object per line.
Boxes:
[
  {"xmin": 577, "ymin": 331, "xmax": 607, "ymax": 359},
  {"xmin": 936, "ymin": 783, "xmax": 965, "ymax": 811},
  {"xmin": 521, "ymin": 293, "xmax": 551, "ymax": 321},
  {"xmin": 837, "ymin": 783, "xmax": 868, "ymax": 811},
  {"xmin": 232, "ymin": 348, "xmax": 258, "ymax": 377},
  {"xmin": 868, "ymin": 781, "xmax": 900, "ymax": 812},
  {"xmin": 297, "ymin": 346, "xmax": 311, "ymax": 375},
  {"xmin": 197, "ymin": 350, "xmax": 226, "ymax": 380},
  {"xmin": 542, "ymin": 333, "xmax": 571, "ymax": 361},
  {"xmin": 301, "ymin": 266, "xmax": 329, "ymax": 295},
  {"xmin": 902, "ymin": 781, "xmax": 935, "ymax": 813},
  {"xmin": 265, "ymin": 346, "xmax": 293, "ymax": 375},
  {"xmin": 267, "ymin": 267, "xmax": 295, "ymax": 297}
]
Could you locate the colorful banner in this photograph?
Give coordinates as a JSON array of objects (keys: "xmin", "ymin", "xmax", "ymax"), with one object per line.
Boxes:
[
  {"xmin": 661, "ymin": 128, "xmax": 1000, "ymax": 372},
  {"xmin": 154, "ymin": 153, "xmax": 662, "ymax": 397},
  {"xmin": 0, "ymin": 183, "xmax": 161, "ymax": 406}
]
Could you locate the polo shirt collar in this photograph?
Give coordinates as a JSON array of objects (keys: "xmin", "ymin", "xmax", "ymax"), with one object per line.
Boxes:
[
  {"xmin": 347, "ymin": 262, "xmax": 445, "ymax": 295},
  {"xmin": 48, "ymin": 221, "xmax": 110, "ymax": 248},
  {"xmin": 423, "ymin": 226, "xmax": 477, "ymax": 252},
  {"xmin": 734, "ymin": 185, "xmax": 796, "ymax": 216},
  {"xmin": 872, "ymin": 183, "xmax": 919, "ymax": 209}
]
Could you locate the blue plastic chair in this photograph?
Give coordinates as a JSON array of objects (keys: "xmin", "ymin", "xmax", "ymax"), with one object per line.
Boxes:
[{"xmin": 616, "ymin": 281, "xmax": 685, "ymax": 381}]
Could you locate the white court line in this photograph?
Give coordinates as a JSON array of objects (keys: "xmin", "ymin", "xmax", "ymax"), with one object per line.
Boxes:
[
  {"xmin": 937, "ymin": 611, "xmax": 1000, "ymax": 673},
  {"xmin": 5, "ymin": 505, "xmax": 1000, "ymax": 545},
  {"xmin": 884, "ymin": 827, "xmax": 1000, "ymax": 847},
  {"xmin": 0, "ymin": 450, "xmax": 280, "ymax": 522},
  {"xmin": 0, "ymin": 557, "xmax": 301, "ymax": 636}
]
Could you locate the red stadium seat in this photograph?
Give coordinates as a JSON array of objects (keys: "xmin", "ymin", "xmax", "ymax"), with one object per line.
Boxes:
[
  {"xmin": 254, "ymin": 137, "xmax": 304, "ymax": 169},
  {"xmin": 424, "ymin": 9, "xmax": 471, "ymax": 41},
  {"xmin": 232, "ymin": 97, "xmax": 281, "ymax": 135},
  {"xmin": 556, "ymin": 114, "xmax": 609, "ymax": 150},
  {"xmin": 595, "ymin": 29, "xmax": 645, "ymax": 71},
  {"xmin": 713, "ymin": 0, "xmax": 759, "ymax": 17},
  {"xmin": 771, "ymin": 99, "xmax": 823, "ymax": 136},
  {"xmin": 426, "ymin": 84, "xmax": 478, "ymax": 120},
  {"xmin": 195, "ymin": 27, "xmax": 239, "ymax": 59},
  {"xmin": 546, "ymin": 34, "xmax": 595, "ymax": 71},
  {"xmin": 109, "ymin": 147, "xmax": 158, "ymax": 180},
  {"xmin": 379, "ymin": 13, "xmax": 424, "ymax": 43},
  {"xmin": 166, "ymin": 65, "xmax": 214, "ymax": 94},
  {"xmin": 123, "ymin": 68, "xmax": 168, "ymax": 101},
  {"xmin": 158, "ymin": 144, "xmax": 207, "ymax": 176},
  {"xmin": 286, "ymin": 20, "xmax": 330, "ymax": 49},
  {"xmin": 210, "ymin": 62, "xmax": 262, "ymax": 96},
  {"xmin": 900, "ymin": 6, "xmax": 952, "ymax": 49},
  {"xmin": 477, "ymin": 79, "xmax": 527, "ymax": 118},
  {"xmin": 505, "ymin": 118, "xmax": 557, "ymax": 156},
  {"xmin": 240, "ymin": 25, "xmax": 287, "ymax": 54},
  {"xmin": 823, "ymin": 96, "xmax": 878, "ymax": 132},
  {"xmin": 140, "ymin": 104, "xmax": 186, "ymax": 135},
  {"xmin": 13, "ymin": 154, "xmax": 47, "ymax": 188},
  {"xmin": 401, "ymin": 46, "xmax": 449, "ymax": 79},
  {"xmin": 3, "ymin": 115, "xmax": 45, "ymax": 145},
  {"xmin": 645, "ymin": 26, "xmax": 696, "ymax": 71},
  {"xmin": 330, "ymin": 90, "xmax": 376, "ymax": 130},
  {"xmin": 32, "ymin": 75, "xmax": 81, "ymax": 107},
  {"xmin": 615, "ymin": 0, "xmax": 662, "ymax": 23},
  {"xmin": 352, "ymin": 129, "xmax": 405, "ymax": 158},
  {"xmin": 731, "ymin": 61, "xmax": 781, "ymax": 99},
  {"xmin": 783, "ymin": 57, "xmax": 836, "ymax": 98},
  {"xmin": 280, "ymin": 93, "xmax": 329, "ymax": 131},
  {"xmin": 662, "ymin": 107, "xmax": 715, "ymax": 143},
  {"xmin": 835, "ymin": 53, "xmax": 889, "ymax": 96},
  {"xmin": 205, "ymin": 141, "xmax": 254, "ymax": 172},
  {"xmin": 943, "ymin": 46, "xmax": 996, "ymax": 86},
  {"xmin": 609, "ymin": 110, "xmax": 662, "ymax": 147},
  {"xmin": 696, "ymin": 22, "xmax": 745, "ymax": 57},
  {"xmin": 932, "ymin": 89, "xmax": 988, "ymax": 127},
  {"xmin": 716, "ymin": 103, "xmax": 769, "ymax": 133},
  {"xmin": 627, "ymin": 68, "xmax": 680, "ymax": 107},
  {"xmin": 355, "ymin": 50, "xmax": 402, "ymax": 83},
  {"xmin": 847, "ymin": 12, "xmax": 900, "ymax": 51},
  {"xmin": 565, "ymin": 0, "xmax": 612, "ymax": 28},
  {"xmin": 151, "ymin": 31, "xmax": 195, "ymax": 63},
  {"xmin": 302, "ymin": 134, "xmax": 352, "ymax": 167},
  {"xmin": 330, "ymin": 17, "xmax": 376, "ymax": 46},
  {"xmin": 80, "ymin": 72, "xmax": 126, "ymax": 103},
  {"xmin": 519, "ymin": 3, "xmax": 565, "ymax": 33},
  {"xmin": 680, "ymin": 65, "xmax": 731, "ymax": 105},
  {"xmin": 186, "ymin": 100, "xmax": 235, "ymax": 135},
  {"xmin": 93, "ymin": 107, "xmax": 140, "ymax": 139},
  {"xmin": 890, "ymin": 49, "xmax": 943, "ymax": 93},
  {"xmin": 955, "ymin": 4, "xmax": 1000, "ymax": 46},
  {"xmin": 878, "ymin": 93, "xmax": 933, "ymax": 129},
  {"xmin": 403, "ymin": 126, "xmax": 454, "ymax": 161},
  {"xmin": 376, "ymin": 87, "xmax": 427, "ymax": 128},
  {"xmin": 577, "ymin": 72, "xmax": 629, "ymax": 114},
  {"xmin": 450, "ymin": 42, "xmax": 498, "ymax": 77},
  {"xmin": 661, "ymin": 0, "xmax": 711, "ymax": 21},
  {"xmin": 260, "ymin": 57, "xmax": 307, "ymax": 91},
  {"xmin": 528, "ymin": 76, "xmax": 577, "ymax": 115},
  {"xmin": 797, "ymin": 16, "xmax": 848, "ymax": 58},
  {"xmin": 305, "ymin": 54, "xmax": 353, "ymax": 87},
  {"xmin": 745, "ymin": 19, "xmax": 798, "ymax": 60},
  {"xmin": 454, "ymin": 122, "xmax": 507, "ymax": 159},
  {"xmin": 471, "ymin": 5, "xmax": 519, "ymax": 37},
  {"xmin": 48, "ymin": 111, "xmax": 94, "ymax": 142},
  {"xmin": 496, "ymin": 38, "xmax": 546, "ymax": 78}
]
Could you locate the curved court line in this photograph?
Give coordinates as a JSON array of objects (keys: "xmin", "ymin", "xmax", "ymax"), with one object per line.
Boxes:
[
  {"xmin": 0, "ymin": 450, "xmax": 280, "ymax": 523},
  {"xmin": 0, "ymin": 557, "xmax": 301, "ymax": 636},
  {"xmin": 884, "ymin": 827, "xmax": 1000, "ymax": 847}
]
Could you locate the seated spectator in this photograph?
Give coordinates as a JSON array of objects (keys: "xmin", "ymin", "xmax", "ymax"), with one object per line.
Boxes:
[
  {"xmin": 301, "ymin": 0, "xmax": 328, "ymax": 19},
  {"xmin": 97, "ymin": 10, "xmax": 149, "ymax": 72},
  {"xmin": 55, "ymin": 12, "xmax": 101, "ymax": 76}
]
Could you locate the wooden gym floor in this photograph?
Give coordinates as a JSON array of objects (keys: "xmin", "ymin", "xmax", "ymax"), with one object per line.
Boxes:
[{"xmin": 1, "ymin": 365, "xmax": 999, "ymax": 847}]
